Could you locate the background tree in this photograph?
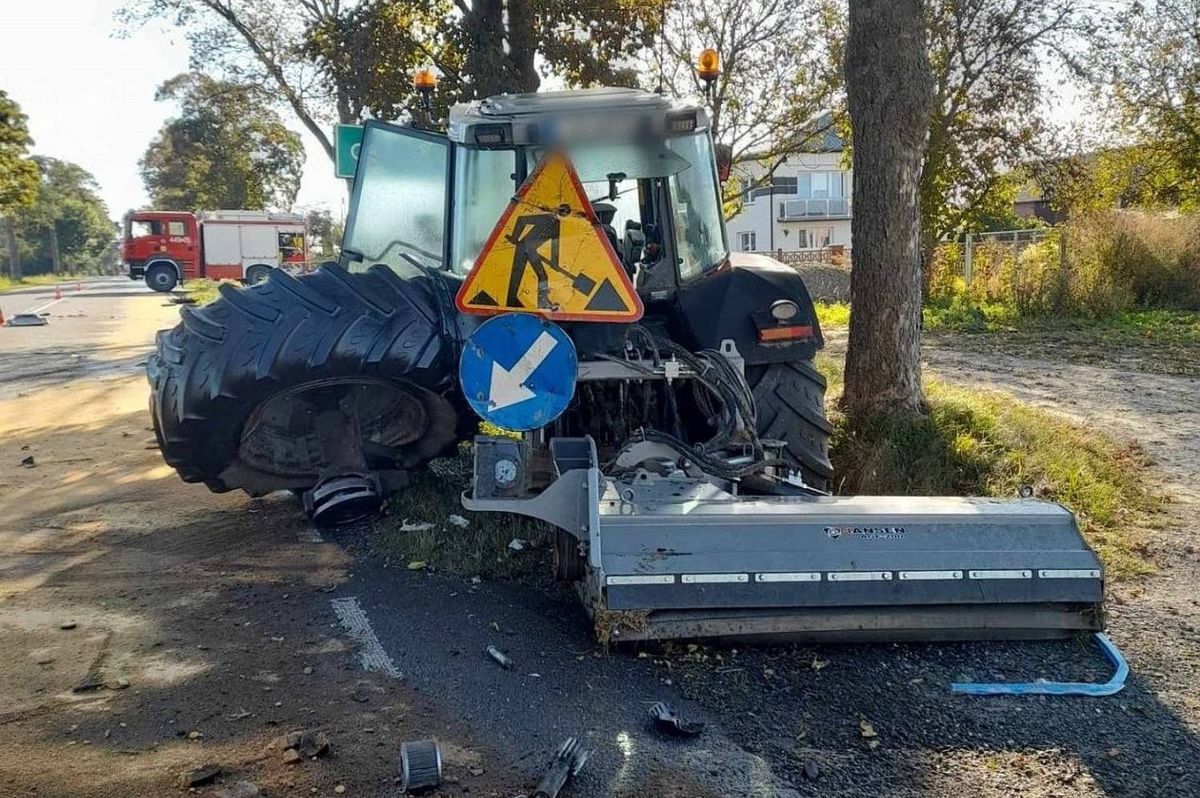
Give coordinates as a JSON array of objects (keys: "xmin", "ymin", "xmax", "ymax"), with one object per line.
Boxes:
[
  {"xmin": 12, "ymin": 158, "xmax": 115, "ymax": 275},
  {"xmin": 919, "ymin": 0, "xmax": 1094, "ymax": 251},
  {"xmin": 303, "ymin": 207, "xmax": 344, "ymax": 262},
  {"xmin": 652, "ymin": 0, "xmax": 840, "ymax": 214},
  {"xmin": 122, "ymin": 0, "xmax": 657, "ymax": 162},
  {"xmin": 842, "ymin": 0, "xmax": 934, "ymax": 418},
  {"xmin": 1091, "ymin": 1, "xmax": 1200, "ymax": 211},
  {"xmin": 140, "ymin": 73, "xmax": 305, "ymax": 211},
  {"xmin": 1, "ymin": 89, "xmax": 39, "ymax": 279}
]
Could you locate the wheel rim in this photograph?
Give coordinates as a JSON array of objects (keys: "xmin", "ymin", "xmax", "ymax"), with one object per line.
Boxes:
[{"xmin": 152, "ymin": 271, "xmax": 172, "ymax": 289}]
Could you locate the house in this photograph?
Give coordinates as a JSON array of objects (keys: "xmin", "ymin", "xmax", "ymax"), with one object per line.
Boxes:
[{"xmin": 725, "ymin": 112, "xmax": 852, "ymax": 257}]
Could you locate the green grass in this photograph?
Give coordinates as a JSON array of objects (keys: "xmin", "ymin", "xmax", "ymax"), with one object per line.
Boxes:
[
  {"xmin": 182, "ymin": 279, "xmax": 231, "ymax": 306},
  {"xmin": 373, "ymin": 446, "xmax": 553, "ymax": 580},
  {"xmin": 814, "ymin": 301, "xmax": 851, "ymax": 327},
  {"xmin": 0, "ymin": 273, "xmax": 87, "ymax": 293},
  {"xmin": 819, "ymin": 358, "xmax": 1161, "ymax": 579}
]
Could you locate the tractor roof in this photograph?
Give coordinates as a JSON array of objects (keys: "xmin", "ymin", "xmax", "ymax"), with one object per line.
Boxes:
[{"xmin": 447, "ymin": 87, "xmax": 710, "ymax": 148}]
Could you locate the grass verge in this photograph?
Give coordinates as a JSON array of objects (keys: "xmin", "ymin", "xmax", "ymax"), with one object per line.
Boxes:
[
  {"xmin": 182, "ymin": 279, "xmax": 233, "ymax": 306},
  {"xmin": 0, "ymin": 274, "xmax": 88, "ymax": 294},
  {"xmin": 818, "ymin": 355, "xmax": 1161, "ymax": 579},
  {"xmin": 816, "ymin": 300, "xmax": 1200, "ymax": 376},
  {"xmin": 372, "ymin": 446, "xmax": 553, "ymax": 580}
]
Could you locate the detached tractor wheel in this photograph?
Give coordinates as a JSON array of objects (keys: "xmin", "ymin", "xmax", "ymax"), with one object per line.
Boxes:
[
  {"xmin": 146, "ymin": 263, "xmax": 463, "ymax": 504},
  {"xmin": 145, "ymin": 262, "xmax": 178, "ymax": 293},
  {"xmin": 245, "ymin": 264, "xmax": 272, "ymax": 285},
  {"xmin": 746, "ymin": 360, "xmax": 834, "ymax": 491}
]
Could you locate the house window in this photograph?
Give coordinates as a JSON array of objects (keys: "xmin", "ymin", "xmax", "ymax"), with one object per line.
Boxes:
[
  {"xmin": 748, "ymin": 175, "xmax": 798, "ymax": 199},
  {"xmin": 797, "ymin": 227, "xmax": 834, "ymax": 249},
  {"xmin": 738, "ymin": 231, "xmax": 756, "ymax": 251},
  {"xmin": 797, "ymin": 171, "xmax": 846, "ymax": 200}
]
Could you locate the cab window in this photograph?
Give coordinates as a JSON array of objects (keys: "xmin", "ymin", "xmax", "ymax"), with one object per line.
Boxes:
[
  {"xmin": 129, "ymin": 220, "xmax": 163, "ymax": 238},
  {"xmin": 168, "ymin": 221, "xmax": 187, "ymax": 236}
]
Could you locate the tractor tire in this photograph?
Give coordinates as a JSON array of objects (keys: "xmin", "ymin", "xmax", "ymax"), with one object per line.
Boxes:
[
  {"xmin": 146, "ymin": 263, "xmax": 463, "ymax": 496},
  {"xmin": 746, "ymin": 359, "xmax": 834, "ymax": 491},
  {"xmin": 145, "ymin": 262, "xmax": 178, "ymax": 293}
]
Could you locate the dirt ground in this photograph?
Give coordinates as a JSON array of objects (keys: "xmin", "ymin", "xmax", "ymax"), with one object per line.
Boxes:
[{"xmin": 0, "ymin": 284, "xmax": 525, "ymax": 798}]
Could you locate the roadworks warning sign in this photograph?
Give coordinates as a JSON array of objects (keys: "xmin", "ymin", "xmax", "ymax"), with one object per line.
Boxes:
[{"xmin": 455, "ymin": 151, "xmax": 644, "ymax": 322}]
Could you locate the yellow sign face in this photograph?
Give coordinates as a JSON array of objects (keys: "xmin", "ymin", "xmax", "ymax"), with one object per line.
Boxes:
[{"xmin": 455, "ymin": 151, "xmax": 644, "ymax": 323}]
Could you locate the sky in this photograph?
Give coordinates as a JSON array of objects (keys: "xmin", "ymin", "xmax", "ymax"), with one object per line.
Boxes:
[{"xmin": 0, "ymin": 0, "xmax": 348, "ymax": 222}]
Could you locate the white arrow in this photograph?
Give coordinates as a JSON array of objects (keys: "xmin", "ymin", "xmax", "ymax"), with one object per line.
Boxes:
[{"xmin": 489, "ymin": 330, "xmax": 559, "ymax": 411}]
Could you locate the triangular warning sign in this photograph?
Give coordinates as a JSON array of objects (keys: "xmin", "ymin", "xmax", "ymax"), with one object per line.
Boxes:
[{"xmin": 455, "ymin": 151, "xmax": 644, "ymax": 323}]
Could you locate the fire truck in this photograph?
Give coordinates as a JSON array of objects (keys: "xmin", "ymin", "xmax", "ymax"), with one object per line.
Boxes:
[{"xmin": 123, "ymin": 210, "xmax": 308, "ymax": 292}]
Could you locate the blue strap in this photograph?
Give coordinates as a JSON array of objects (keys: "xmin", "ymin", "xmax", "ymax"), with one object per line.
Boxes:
[{"xmin": 950, "ymin": 633, "xmax": 1128, "ymax": 696}]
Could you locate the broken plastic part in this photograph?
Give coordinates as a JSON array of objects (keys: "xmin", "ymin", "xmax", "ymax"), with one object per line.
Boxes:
[
  {"xmin": 950, "ymin": 632, "xmax": 1128, "ymax": 696},
  {"xmin": 531, "ymin": 737, "xmax": 590, "ymax": 798},
  {"xmin": 649, "ymin": 701, "xmax": 706, "ymax": 736}
]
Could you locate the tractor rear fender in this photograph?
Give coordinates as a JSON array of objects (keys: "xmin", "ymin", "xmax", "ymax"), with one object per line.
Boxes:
[{"xmin": 672, "ymin": 253, "xmax": 823, "ymax": 366}]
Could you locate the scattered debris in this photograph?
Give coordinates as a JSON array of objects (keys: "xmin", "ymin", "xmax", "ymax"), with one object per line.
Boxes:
[
  {"xmin": 811, "ymin": 657, "xmax": 828, "ymax": 671},
  {"xmin": 170, "ymin": 295, "xmax": 198, "ymax": 305},
  {"xmin": 530, "ymin": 737, "xmax": 591, "ymax": 798},
  {"xmin": 508, "ymin": 538, "xmax": 527, "ymax": 552},
  {"xmin": 188, "ymin": 730, "xmax": 204, "ymax": 740},
  {"xmin": 35, "ymin": 655, "xmax": 55, "ymax": 665},
  {"xmin": 276, "ymin": 729, "xmax": 330, "ymax": 759},
  {"xmin": 446, "ymin": 514, "xmax": 470, "ymax": 528},
  {"xmin": 407, "ymin": 561, "xmax": 427, "ymax": 571},
  {"xmin": 282, "ymin": 748, "xmax": 302, "ymax": 765},
  {"xmin": 7, "ymin": 313, "xmax": 48, "ymax": 327},
  {"xmin": 105, "ymin": 677, "xmax": 130, "ymax": 690},
  {"xmin": 859, "ymin": 719, "xmax": 878, "ymax": 739},
  {"xmin": 334, "ymin": 786, "xmax": 346, "ymax": 794},
  {"xmin": 58, "ymin": 620, "xmax": 76, "ymax": 630},
  {"xmin": 399, "ymin": 739, "xmax": 443, "ymax": 793},
  {"xmin": 22, "ymin": 455, "xmax": 37, "ymax": 468},
  {"xmin": 227, "ymin": 708, "xmax": 252, "ymax": 720},
  {"xmin": 399, "ymin": 519, "xmax": 436, "ymax": 532},
  {"xmin": 216, "ymin": 782, "xmax": 261, "ymax": 798},
  {"xmin": 649, "ymin": 701, "xmax": 706, "ymax": 737},
  {"xmin": 179, "ymin": 763, "xmax": 221, "ymax": 788},
  {"xmin": 487, "ymin": 645, "xmax": 514, "ymax": 669}
]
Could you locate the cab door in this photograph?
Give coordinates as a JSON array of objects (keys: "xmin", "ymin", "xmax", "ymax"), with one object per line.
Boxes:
[{"xmin": 341, "ymin": 121, "xmax": 449, "ymax": 273}]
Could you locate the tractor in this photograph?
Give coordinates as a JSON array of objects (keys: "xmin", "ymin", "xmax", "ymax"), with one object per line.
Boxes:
[{"xmin": 147, "ymin": 86, "xmax": 1103, "ymax": 643}]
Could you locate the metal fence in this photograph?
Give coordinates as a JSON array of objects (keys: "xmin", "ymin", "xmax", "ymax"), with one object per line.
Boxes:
[{"xmin": 962, "ymin": 228, "xmax": 1057, "ymax": 282}]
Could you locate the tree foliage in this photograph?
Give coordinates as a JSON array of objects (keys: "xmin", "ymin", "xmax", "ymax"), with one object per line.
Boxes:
[
  {"xmin": 1091, "ymin": 2, "xmax": 1200, "ymax": 211},
  {"xmin": 919, "ymin": 0, "xmax": 1093, "ymax": 245},
  {"xmin": 140, "ymin": 73, "xmax": 305, "ymax": 211},
  {"xmin": 0, "ymin": 89, "xmax": 38, "ymax": 216},
  {"xmin": 653, "ymin": 0, "xmax": 840, "ymax": 168},
  {"xmin": 122, "ymin": 0, "xmax": 658, "ymax": 162},
  {"xmin": 7, "ymin": 157, "xmax": 115, "ymax": 275}
]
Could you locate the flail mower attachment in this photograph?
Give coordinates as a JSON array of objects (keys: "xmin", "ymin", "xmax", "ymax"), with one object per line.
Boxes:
[{"xmin": 464, "ymin": 436, "xmax": 1104, "ymax": 643}]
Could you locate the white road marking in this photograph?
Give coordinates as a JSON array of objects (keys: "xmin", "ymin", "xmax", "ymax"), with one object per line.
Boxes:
[
  {"xmin": 330, "ymin": 596, "xmax": 401, "ymax": 678},
  {"xmin": 20, "ymin": 297, "xmax": 67, "ymax": 316}
]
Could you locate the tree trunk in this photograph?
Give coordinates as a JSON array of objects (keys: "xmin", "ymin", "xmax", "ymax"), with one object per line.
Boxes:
[
  {"xmin": 3, "ymin": 217, "xmax": 19, "ymax": 280},
  {"xmin": 49, "ymin": 223, "xmax": 61, "ymax": 275},
  {"xmin": 842, "ymin": 0, "xmax": 934, "ymax": 419}
]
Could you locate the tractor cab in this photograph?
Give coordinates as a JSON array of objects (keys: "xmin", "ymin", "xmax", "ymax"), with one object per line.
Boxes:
[{"xmin": 340, "ymin": 88, "xmax": 730, "ymax": 305}]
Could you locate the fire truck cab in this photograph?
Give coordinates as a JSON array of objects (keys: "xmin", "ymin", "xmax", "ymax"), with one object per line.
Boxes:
[{"xmin": 123, "ymin": 209, "xmax": 308, "ymax": 292}]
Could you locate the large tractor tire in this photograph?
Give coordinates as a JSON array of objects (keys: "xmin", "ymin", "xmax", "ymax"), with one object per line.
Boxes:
[
  {"xmin": 746, "ymin": 359, "xmax": 834, "ymax": 491},
  {"xmin": 147, "ymin": 263, "xmax": 463, "ymax": 499}
]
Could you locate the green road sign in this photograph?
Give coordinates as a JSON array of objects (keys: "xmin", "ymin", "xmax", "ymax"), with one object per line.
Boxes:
[{"xmin": 335, "ymin": 124, "xmax": 364, "ymax": 179}]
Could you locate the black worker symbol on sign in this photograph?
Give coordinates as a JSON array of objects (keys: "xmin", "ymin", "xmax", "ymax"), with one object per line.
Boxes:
[{"xmin": 504, "ymin": 208, "xmax": 597, "ymax": 310}]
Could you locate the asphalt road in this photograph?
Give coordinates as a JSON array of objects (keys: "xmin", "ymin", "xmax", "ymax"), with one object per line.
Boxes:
[{"xmin": 0, "ymin": 276, "xmax": 181, "ymax": 398}]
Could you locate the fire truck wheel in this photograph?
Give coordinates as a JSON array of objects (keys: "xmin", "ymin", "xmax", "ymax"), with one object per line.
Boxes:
[
  {"xmin": 245, "ymin": 264, "xmax": 272, "ymax": 285},
  {"xmin": 146, "ymin": 263, "xmax": 463, "ymax": 496},
  {"xmin": 145, "ymin": 262, "xmax": 178, "ymax": 293}
]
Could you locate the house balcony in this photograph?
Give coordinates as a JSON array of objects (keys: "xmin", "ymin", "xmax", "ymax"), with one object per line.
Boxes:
[{"xmin": 778, "ymin": 198, "xmax": 852, "ymax": 221}]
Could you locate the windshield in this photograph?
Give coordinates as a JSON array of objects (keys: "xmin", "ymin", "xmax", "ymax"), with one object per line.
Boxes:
[{"xmin": 432, "ymin": 130, "xmax": 729, "ymax": 278}]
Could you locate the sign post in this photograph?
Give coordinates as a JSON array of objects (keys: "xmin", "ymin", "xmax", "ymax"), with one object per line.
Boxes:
[{"xmin": 334, "ymin": 124, "xmax": 364, "ymax": 180}]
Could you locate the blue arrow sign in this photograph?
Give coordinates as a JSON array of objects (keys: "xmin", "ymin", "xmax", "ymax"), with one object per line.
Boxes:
[{"xmin": 459, "ymin": 313, "xmax": 577, "ymax": 431}]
